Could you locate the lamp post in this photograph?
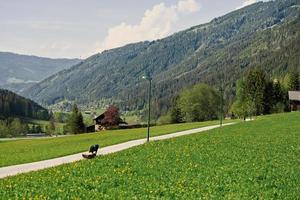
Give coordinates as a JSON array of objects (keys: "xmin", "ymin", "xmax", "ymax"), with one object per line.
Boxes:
[
  {"xmin": 219, "ymin": 85, "xmax": 224, "ymax": 127},
  {"xmin": 218, "ymin": 72, "xmax": 224, "ymax": 127},
  {"xmin": 142, "ymin": 75, "xmax": 152, "ymax": 142}
]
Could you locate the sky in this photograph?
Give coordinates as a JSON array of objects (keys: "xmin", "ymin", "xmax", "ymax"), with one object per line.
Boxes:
[{"xmin": 0, "ymin": 0, "xmax": 264, "ymax": 59}]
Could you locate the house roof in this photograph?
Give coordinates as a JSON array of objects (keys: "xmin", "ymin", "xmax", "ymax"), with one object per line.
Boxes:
[
  {"xmin": 93, "ymin": 113, "xmax": 105, "ymax": 120},
  {"xmin": 288, "ymin": 91, "xmax": 300, "ymax": 101}
]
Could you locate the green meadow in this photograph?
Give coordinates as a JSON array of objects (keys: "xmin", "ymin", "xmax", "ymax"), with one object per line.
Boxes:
[
  {"xmin": 0, "ymin": 112, "xmax": 299, "ymax": 199},
  {"xmin": 0, "ymin": 119, "xmax": 233, "ymax": 167}
]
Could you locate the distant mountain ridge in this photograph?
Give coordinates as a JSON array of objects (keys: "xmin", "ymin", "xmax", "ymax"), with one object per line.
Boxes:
[
  {"xmin": 0, "ymin": 52, "xmax": 81, "ymax": 92},
  {"xmin": 23, "ymin": 0, "xmax": 300, "ymax": 116}
]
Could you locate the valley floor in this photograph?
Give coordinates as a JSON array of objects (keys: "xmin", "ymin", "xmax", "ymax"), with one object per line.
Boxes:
[
  {"xmin": 0, "ymin": 112, "xmax": 299, "ymax": 199},
  {"xmin": 0, "ymin": 123, "xmax": 234, "ymax": 179},
  {"xmin": 0, "ymin": 119, "xmax": 235, "ymax": 167}
]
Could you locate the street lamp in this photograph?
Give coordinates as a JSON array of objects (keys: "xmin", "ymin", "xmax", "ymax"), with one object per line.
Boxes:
[
  {"xmin": 142, "ymin": 75, "xmax": 152, "ymax": 142},
  {"xmin": 218, "ymin": 72, "xmax": 224, "ymax": 127},
  {"xmin": 219, "ymin": 85, "xmax": 224, "ymax": 127}
]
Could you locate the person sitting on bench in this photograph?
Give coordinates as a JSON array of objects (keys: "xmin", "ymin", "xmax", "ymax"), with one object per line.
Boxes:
[{"xmin": 82, "ymin": 144, "xmax": 99, "ymax": 159}]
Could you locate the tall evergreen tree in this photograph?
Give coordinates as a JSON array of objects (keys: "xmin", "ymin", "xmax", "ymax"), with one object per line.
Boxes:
[
  {"xmin": 76, "ymin": 112, "xmax": 85, "ymax": 133},
  {"xmin": 170, "ymin": 105, "xmax": 183, "ymax": 123},
  {"xmin": 288, "ymin": 71, "xmax": 300, "ymax": 91},
  {"xmin": 169, "ymin": 97, "xmax": 183, "ymax": 123},
  {"xmin": 244, "ymin": 68, "xmax": 268, "ymax": 115},
  {"xmin": 263, "ymin": 81, "xmax": 275, "ymax": 114},
  {"xmin": 66, "ymin": 104, "xmax": 85, "ymax": 134},
  {"xmin": 230, "ymin": 79, "xmax": 252, "ymax": 119}
]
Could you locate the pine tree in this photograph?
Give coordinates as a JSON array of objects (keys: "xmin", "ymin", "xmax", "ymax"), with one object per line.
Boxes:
[
  {"xmin": 66, "ymin": 104, "xmax": 85, "ymax": 134},
  {"xmin": 244, "ymin": 68, "xmax": 267, "ymax": 115},
  {"xmin": 169, "ymin": 96, "xmax": 183, "ymax": 123},
  {"xmin": 230, "ymin": 79, "xmax": 252, "ymax": 119},
  {"xmin": 288, "ymin": 71, "xmax": 300, "ymax": 91},
  {"xmin": 76, "ymin": 112, "xmax": 85, "ymax": 133}
]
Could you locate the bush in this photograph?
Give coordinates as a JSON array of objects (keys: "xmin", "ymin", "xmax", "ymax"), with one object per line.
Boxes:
[
  {"xmin": 0, "ymin": 118, "xmax": 28, "ymax": 138},
  {"xmin": 177, "ymin": 84, "xmax": 220, "ymax": 122},
  {"xmin": 157, "ymin": 114, "xmax": 172, "ymax": 125},
  {"xmin": 271, "ymin": 102, "xmax": 286, "ymax": 113},
  {"xmin": 0, "ymin": 121, "xmax": 9, "ymax": 138}
]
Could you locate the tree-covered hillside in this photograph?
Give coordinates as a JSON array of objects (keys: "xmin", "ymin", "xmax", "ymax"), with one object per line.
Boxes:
[
  {"xmin": 0, "ymin": 89, "xmax": 49, "ymax": 120},
  {"xmin": 0, "ymin": 52, "xmax": 80, "ymax": 93},
  {"xmin": 23, "ymin": 0, "xmax": 300, "ymax": 116}
]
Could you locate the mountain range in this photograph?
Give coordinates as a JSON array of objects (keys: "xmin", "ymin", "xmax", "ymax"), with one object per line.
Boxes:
[
  {"xmin": 22, "ymin": 0, "xmax": 300, "ymax": 116},
  {"xmin": 0, "ymin": 52, "xmax": 80, "ymax": 93}
]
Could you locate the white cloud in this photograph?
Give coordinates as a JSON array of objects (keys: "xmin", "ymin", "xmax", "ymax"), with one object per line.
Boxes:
[
  {"xmin": 98, "ymin": 0, "xmax": 200, "ymax": 51},
  {"xmin": 236, "ymin": 0, "xmax": 270, "ymax": 9},
  {"xmin": 238, "ymin": 0, "xmax": 257, "ymax": 9},
  {"xmin": 177, "ymin": 0, "xmax": 200, "ymax": 12}
]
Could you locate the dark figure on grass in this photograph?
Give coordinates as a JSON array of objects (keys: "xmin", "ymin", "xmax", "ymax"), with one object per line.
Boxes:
[{"xmin": 82, "ymin": 144, "xmax": 99, "ymax": 159}]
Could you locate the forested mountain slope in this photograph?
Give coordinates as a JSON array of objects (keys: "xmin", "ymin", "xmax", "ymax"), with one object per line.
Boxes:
[
  {"xmin": 0, "ymin": 52, "xmax": 80, "ymax": 92},
  {"xmin": 24, "ymin": 0, "xmax": 300, "ymax": 116},
  {"xmin": 0, "ymin": 89, "xmax": 49, "ymax": 120}
]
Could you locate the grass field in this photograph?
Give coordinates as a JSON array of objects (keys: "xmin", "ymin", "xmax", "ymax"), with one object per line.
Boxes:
[
  {"xmin": 0, "ymin": 112, "xmax": 299, "ymax": 199},
  {"xmin": 0, "ymin": 119, "xmax": 233, "ymax": 167}
]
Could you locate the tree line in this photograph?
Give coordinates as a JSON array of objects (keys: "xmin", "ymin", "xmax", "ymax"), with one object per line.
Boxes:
[
  {"xmin": 157, "ymin": 69, "xmax": 299, "ymax": 124},
  {"xmin": 231, "ymin": 69, "xmax": 299, "ymax": 119},
  {"xmin": 157, "ymin": 83, "xmax": 221, "ymax": 124},
  {"xmin": 0, "ymin": 105, "xmax": 85, "ymax": 138},
  {"xmin": 0, "ymin": 118, "xmax": 44, "ymax": 138}
]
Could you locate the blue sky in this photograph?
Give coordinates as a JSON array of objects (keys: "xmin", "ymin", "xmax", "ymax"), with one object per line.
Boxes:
[{"xmin": 0, "ymin": 0, "xmax": 262, "ymax": 58}]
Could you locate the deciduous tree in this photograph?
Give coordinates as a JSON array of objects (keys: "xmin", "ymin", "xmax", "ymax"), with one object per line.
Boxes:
[
  {"xmin": 102, "ymin": 105, "xmax": 122, "ymax": 126},
  {"xmin": 177, "ymin": 84, "xmax": 220, "ymax": 122}
]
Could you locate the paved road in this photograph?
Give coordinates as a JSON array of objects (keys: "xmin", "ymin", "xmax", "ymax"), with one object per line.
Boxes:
[
  {"xmin": 0, "ymin": 135, "xmax": 68, "ymax": 141},
  {"xmin": 0, "ymin": 123, "xmax": 235, "ymax": 179}
]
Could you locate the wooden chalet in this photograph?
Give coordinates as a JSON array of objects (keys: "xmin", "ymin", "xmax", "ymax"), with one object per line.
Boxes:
[
  {"xmin": 94, "ymin": 113, "xmax": 106, "ymax": 131},
  {"xmin": 88, "ymin": 113, "xmax": 127, "ymax": 132},
  {"xmin": 288, "ymin": 91, "xmax": 300, "ymax": 111}
]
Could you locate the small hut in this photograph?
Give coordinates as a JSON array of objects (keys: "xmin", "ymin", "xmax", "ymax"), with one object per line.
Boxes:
[{"xmin": 288, "ymin": 91, "xmax": 300, "ymax": 111}]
